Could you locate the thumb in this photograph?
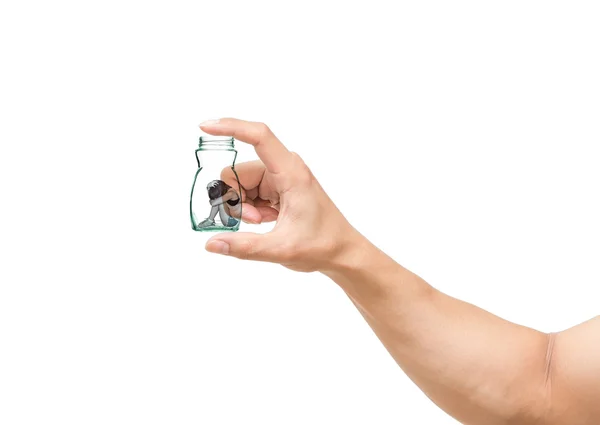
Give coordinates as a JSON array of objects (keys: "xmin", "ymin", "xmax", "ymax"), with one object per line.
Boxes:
[{"xmin": 205, "ymin": 232, "xmax": 282, "ymax": 262}]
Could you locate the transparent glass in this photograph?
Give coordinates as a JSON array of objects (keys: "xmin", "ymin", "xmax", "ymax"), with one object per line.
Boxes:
[{"xmin": 190, "ymin": 136, "xmax": 242, "ymax": 232}]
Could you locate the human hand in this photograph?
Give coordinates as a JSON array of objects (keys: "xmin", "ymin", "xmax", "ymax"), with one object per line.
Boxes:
[{"xmin": 199, "ymin": 118, "xmax": 363, "ymax": 273}]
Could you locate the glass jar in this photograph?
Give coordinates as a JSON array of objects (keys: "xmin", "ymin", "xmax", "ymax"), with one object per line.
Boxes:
[{"xmin": 190, "ymin": 136, "xmax": 242, "ymax": 232}]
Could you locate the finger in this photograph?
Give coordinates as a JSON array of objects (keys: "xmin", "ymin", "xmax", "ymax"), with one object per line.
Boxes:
[
  {"xmin": 248, "ymin": 197, "xmax": 280, "ymax": 211},
  {"xmin": 205, "ymin": 232, "xmax": 283, "ymax": 262},
  {"xmin": 220, "ymin": 160, "xmax": 266, "ymax": 202},
  {"xmin": 200, "ymin": 118, "xmax": 292, "ymax": 173},
  {"xmin": 255, "ymin": 206, "xmax": 279, "ymax": 222},
  {"xmin": 245, "ymin": 186, "xmax": 259, "ymax": 200},
  {"xmin": 234, "ymin": 203, "xmax": 277, "ymax": 224},
  {"xmin": 252, "ymin": 198, "xmax": 273, "ymax": 207},
  {"xmin": 239, "ymin": 202, "xmax": 262, "ymax": 224},
  {"xmin": 223, "ymin": 199, "xmax": 276, "ymax": 224}
]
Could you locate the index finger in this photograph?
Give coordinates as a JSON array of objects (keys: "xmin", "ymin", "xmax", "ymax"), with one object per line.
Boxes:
[{"xmin": 199, "ymin": 118, "xmax": 292, "ymax": 173}]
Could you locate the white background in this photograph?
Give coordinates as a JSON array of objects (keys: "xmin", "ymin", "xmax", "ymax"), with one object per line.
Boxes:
[{"xmin": 1, "ymin": 1, "xmax": 599, "ymax": 424}]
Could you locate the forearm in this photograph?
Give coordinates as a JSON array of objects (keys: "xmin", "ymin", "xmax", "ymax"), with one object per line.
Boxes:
[
  {"xmin": 323, "ymin": 234, "xmax": 552, "ymax": 425},
  {"xmin": 210, "ymin": 196, "xmax": 224, "ymax": 206},
  {"xmin": 202, "ymin": 117, "xmax": 600, "ymax": 425}
]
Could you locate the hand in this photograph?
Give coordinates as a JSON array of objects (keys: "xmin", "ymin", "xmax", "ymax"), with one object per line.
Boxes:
[{"xmin": 199, "ymin": 118, "xmax": 362, "ymax": 273}]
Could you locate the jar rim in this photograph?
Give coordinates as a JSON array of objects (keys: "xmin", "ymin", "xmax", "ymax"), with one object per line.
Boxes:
[{"xmin": 198, "ymin": 136, "xmax": 235, "ymax": 149}]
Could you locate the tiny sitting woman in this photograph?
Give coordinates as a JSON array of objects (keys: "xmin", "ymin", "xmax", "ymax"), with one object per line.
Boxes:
[{"xmin": 197, "ymin": 180, "xmax": 241, "ymax": 228}]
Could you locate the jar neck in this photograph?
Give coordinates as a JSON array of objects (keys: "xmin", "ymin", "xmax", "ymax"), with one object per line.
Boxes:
[
  {"xmin": 195, "ymin": 141, "xmax": 237, "ymax": 169},
  {"xmin": 198, "ymin": 136, "xmax": 235, "ymax": 150}
]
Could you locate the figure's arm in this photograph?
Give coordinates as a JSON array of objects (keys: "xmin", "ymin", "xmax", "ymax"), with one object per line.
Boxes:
[
  {"xmin": 209, "ymin": 190, "xmax": 235, "ymax": 206},
  {"xmin": 325, "ymin": 236, "xmax": 600, "ymax": 425},
  {"xmin": 199, "ymin": 118, "xmax": 600, "ymax": 425}
]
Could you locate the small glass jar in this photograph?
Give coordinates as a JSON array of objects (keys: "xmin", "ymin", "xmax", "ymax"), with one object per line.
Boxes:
[{"xmin": 190, "ymin": 136, "xmax": 242, "ymax": 232}]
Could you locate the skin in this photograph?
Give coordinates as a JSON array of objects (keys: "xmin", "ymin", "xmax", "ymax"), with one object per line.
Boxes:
[
  {"xmin": 202, "ymin": 203, "xmax": 231, "ymax": 226},
  {"xmin": 199, "ymin": 118, "xmax": 600, "ymax": 425},
  {"xmin": 209, "ymin": 189, "xmax": 238, "ymax": 209}
]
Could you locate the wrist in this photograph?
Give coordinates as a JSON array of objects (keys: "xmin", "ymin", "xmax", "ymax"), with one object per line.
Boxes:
[
  {"xmin": 321, "ymin": 229, "xmax": 373, "ymax": 275},
  {"xmin": 321, "ymin": 228, "xmax": 394, "ymax": 283},
  {"xmin": 320, "ymin": 228, "xmax": 426, "ymax": 304}
]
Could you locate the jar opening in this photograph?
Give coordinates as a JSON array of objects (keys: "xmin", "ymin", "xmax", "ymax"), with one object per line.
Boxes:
[{"xmin": 198, "ymin": 136, "xmax": 235, "ymax": 150}]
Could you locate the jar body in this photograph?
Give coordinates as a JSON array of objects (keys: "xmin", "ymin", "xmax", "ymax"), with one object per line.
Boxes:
[{"xmin": 190, "ymin": 137, "xmax": 242, "ymax": 232}]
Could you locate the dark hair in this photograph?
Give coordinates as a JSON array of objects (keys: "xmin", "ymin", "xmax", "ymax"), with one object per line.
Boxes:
[{"xmin": 207, "ymin": 180, "xmax": 231, "ymax": 200}]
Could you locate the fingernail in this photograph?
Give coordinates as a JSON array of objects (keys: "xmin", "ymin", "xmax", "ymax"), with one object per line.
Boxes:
[
  {"xmin": 205, "ymin": 240, "xmax": 230, "ymax": 255},
  {"xmin": 199, "ymin": 119, "xmax": 220, "ymax": 127}
]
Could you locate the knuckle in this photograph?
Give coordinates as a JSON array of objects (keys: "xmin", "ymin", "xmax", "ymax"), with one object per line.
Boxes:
[
  {"xmin": 290, "ymin": 153, "xmax": 314, "ymax": 186},
  {"xmin": 220, "ymin": 166, "xmax": 234, "ymax": 181},
  {"xmin": 290, "ymin": 151, "xmax": 305, "ymax": 165},
  {"xmin": 255, "ymin": 122, "xmax": 272, "ymax": 141}
]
